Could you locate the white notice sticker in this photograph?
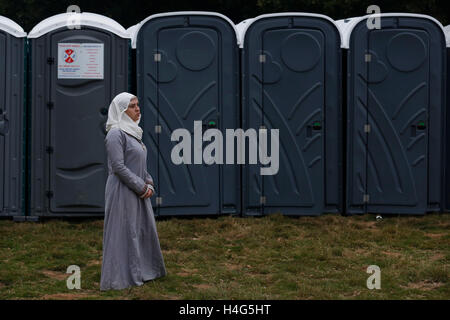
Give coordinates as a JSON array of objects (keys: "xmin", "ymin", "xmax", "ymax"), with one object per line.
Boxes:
[{"xmin": 58, "ymin": 43, "xmax": 104, "ymax": 79}]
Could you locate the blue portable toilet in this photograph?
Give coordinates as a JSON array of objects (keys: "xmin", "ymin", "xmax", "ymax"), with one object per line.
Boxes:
[
  {"xmin": 0, "ymin": 16, "xmax": 26, "ymax": 218},
  {"xmin": 27, "ymin": 12, "xmax": 130, "ymax": 217},
  {"xmin": 338, "ymin": 14, "xmax": 447, "ymax": 215},
  {"xmin": 238, "ymin": 13, "xmax": 343, "ymax": 216},
  {"xmin": 130, "ymin": 12, "xmax": 240, "ymax": 216}
]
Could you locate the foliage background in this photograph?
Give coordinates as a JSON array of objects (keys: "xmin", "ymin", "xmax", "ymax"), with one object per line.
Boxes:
[{"xmin": 1, "ymin": 0, "xmax": 449, "ymax": 33}]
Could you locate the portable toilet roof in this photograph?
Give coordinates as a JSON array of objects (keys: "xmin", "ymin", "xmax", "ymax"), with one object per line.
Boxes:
[
  {"xmin": 235, "ymin": 18, "xmax": 254, "ymax": 47},
  {"xmin": 126, "ymin": 24, "xmax": 138, "ymax": 39},
  {"xmin": 236, "ymin": 12, "xmax": 343, "ymax": 48},
  {"xmin": 129, "ymin": 11, "xmax": 240, "ymax": 48},
  {"xmin": 27, "ymin": 12, "xmax": 129, "ymax": 38},
  {"xmin": 336, "ymin": 13, "xmax": 446, "ymax": 49},
  {"xmin": 0, "ymin": 15, "xmax": 26, "ymax": 37},
  {"xmin": 445, "ymin": 25, "xmax": 450, "ymax": 47}
]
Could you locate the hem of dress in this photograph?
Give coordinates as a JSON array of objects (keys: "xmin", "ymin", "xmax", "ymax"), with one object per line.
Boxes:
[
  {"xmin": 100, "ymin": 272, "xmax": 166, "ymax": 291},
  {"xmin": 143, "ymin": 271, "xmax": 167, "ymax": 283}
]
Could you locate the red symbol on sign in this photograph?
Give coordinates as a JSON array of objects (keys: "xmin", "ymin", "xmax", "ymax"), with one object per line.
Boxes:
[{"xmin": 65, "ymin": 49, "xmax": 74, "ymax": 63}]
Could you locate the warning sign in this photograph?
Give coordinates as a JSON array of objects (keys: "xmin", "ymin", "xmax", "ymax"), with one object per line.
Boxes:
[{"xmin": 58, "ymin": 43, "xmax": 104, "ymax": 79}]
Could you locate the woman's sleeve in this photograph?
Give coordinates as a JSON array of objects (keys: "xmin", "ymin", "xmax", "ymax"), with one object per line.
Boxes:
[
  {"xmin": 144, "ymin": 170, "xmax": 154, "ymax": 185},
  {"xmin": 144, "ymin": 170, "xmax": 156, "ymax": 192},
  {"xmin": 105, "ymin": 129, "xmax": 146, "ymax": 195}
]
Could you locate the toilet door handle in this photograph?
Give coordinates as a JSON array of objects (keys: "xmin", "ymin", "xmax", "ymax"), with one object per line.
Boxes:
[
  {"xmin": 312, "ymin": 120, "xmax": 322, "ymax": 130},
  {"xmin": 417, "ymin": 120, "xmax": 426, "ymax": 130}
]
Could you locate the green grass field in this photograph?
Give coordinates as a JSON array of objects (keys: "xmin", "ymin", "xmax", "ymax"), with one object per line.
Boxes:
[{"xmin": 0, "ymin": 213, "xmax": 448, "ymax": 299}]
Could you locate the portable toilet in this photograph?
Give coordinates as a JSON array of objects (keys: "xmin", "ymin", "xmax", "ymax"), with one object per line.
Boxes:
[
  {"xmin": 445, "ymin": 25, "xmax": 450, "ymax": 212},
  {"xmin": 27, "ymin": 12, "xmax": 130, "ymax": 217},
  {"xmin": 0, "ymin": 16, "xmax": 26, "ymax": 218},
  {"xmin": 338, "ymin": 14, "xmax": 447, "ymax": 215},
  {"xmin": 238, "ymin": 13, "xmax": 343, "ymax": 216},
  {"xmin": 130, "ymin": 12, "xmax": 240, "ymax": 216}
]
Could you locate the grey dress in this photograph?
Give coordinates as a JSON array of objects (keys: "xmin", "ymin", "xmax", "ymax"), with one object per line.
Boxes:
[{"xmin": 100, "ymin": 128, "xmax": 166, "ymax": 291}]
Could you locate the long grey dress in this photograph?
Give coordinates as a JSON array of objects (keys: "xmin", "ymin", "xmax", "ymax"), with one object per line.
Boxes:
[{"xmin": 100, "ymin": 128, "xmax": 166, "ymax": 291}]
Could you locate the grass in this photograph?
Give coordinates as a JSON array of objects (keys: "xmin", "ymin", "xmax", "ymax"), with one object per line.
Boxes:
[{"xmin": 0, "ymin": 213, "xmax": 449, "ymax": 299}]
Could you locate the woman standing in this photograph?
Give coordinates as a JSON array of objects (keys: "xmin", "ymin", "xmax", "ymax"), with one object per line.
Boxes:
[{"xmin": 100, "ymin": 92, "xmax": 166, "ymax": 291}]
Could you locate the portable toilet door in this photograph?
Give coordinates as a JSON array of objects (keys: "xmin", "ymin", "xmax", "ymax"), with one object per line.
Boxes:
[
  {"xmin": 239, "ymin": 13, "xmax": 342, "ymax": 216},
  {"xmin": 0, "ymin": 16, "xmax": 26, "ymax": 218},
  {"xmin": 28, "ymin": 12, "xmax": 130, "ymax": 217},
  {"xmin": 340, "ymin": 14, "xmax": 447, "ymax": 215},
  {"xmin": 132, "ymin": 12, "xmax": 240, "ymax": 216}
]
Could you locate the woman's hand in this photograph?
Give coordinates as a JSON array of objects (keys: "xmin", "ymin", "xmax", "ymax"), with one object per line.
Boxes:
[
  {"xmin": 143, "ymin": 188, "xmax": 153, "ymax": 199},
  {"xmin": 140, "ymin": 184, "xmax": 154, "ymax": 199}
]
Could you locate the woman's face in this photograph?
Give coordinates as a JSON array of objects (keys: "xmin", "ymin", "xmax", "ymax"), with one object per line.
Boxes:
[{"xmin": 125, "ymin": 98, "xmax": 140, "ymax": 122}]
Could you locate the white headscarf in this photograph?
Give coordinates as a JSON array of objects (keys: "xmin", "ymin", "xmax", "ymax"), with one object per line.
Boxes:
[{"xmin": 105, "ymin": 92, "xmax": 143, "ymax": 141}]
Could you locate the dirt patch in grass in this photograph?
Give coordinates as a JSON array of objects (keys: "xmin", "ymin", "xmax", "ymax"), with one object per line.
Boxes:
[
  {"xmin": 41, "ymin": 292, "xmax": 91, "ymax": 300},
  {"xmin": 342, "ymin": 290, "xmax": 362, "ymax": 298},
  {"xmin": 342, "ymin": 248, "xmax": 368, "ymax": 258},
  {"xmin": 425, "ymin": 233, "xmax": 446, "ymax": 239},
  {"xmin": 362, "ymin": 221, "xmax": 378, "ymax": 228},
  {"xmin": 402, "ymin": 281, "xmax": 444, "ymax": 291},
  {"xmin": 382, "ymin": 251, "xmax": 404, "ymax": 258},
  {"xmin": 430, "ymin": 253, "xmax": 445, "ymax": 261},
  {"xmin": 176, "ymin": 268, "xmax": 199, "ymax": 277},
  {"xmin": 41, "ymin": 270, "xmax": 67, "ymax": 281},
  {"xmin": 224, "ymin": 263, "xmax": 241, "ymax": 271},
  {"xmin": 162, "ymin": 250, "xmax": 182, "ymax": 255},
  {"xmin": 176, "ymin": 272, "xmax": 191, "ymax": 277},
  {"xmin": 87, "ymin": 259, "xmax": 102, "ymax": 266}
]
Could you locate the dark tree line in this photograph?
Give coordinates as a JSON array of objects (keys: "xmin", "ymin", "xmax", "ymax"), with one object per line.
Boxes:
[{"xmin": 1, "ymin": 0, "xmax": 449, "ymax": 33}]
